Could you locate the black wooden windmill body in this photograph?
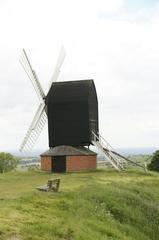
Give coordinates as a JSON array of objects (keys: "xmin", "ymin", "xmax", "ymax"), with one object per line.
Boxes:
[
  {"xmin": 20, "ymin": 47, "xmax": 142, "ymax": 172},
  {"xmin": 47, "ymin": 79, "xmax": 98, "ymax": 148}
]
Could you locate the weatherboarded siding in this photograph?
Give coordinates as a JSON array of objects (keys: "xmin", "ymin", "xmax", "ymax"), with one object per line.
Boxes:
[{"xmin": 66, "ymin": 155, "xmax": 96, "ymax": 172}]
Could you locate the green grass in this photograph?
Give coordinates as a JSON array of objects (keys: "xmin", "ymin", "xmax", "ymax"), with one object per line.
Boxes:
[{"xmin": 0, "ymin": 169, "xmax": 159, "ymax": 240}]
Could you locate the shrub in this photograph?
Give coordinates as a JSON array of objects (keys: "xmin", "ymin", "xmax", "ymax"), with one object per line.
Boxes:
[
  {"xmin": 0, "ymin": 152, "xmax": 19, "ymax": 173},
  {"xmin": 147, "ymin": 150, "xmax": 159, "ymax": 172}
]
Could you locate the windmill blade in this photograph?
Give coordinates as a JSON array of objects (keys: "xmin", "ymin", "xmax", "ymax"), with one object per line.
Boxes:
[
  {"xmin": 48, "ymin": 45, "xmax": 66, "ymax": 89},
  {"xmin": 20, "ymin": 49, "xmax": 45, "ymax": 101},
  {"xmin": 19, "ymin": 103, "xmax": 47, "ymax": 152}
]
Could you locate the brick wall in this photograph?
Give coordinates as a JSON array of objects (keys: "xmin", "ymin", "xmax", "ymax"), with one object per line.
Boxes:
[
  {"xmin": 41, "ymin": 155, "xmax": 97, "ymax": 172},
  {"xmin": 41, "ymin": 156, "xmax": 52, "ymax": 171},
  {"xmin": 66, "ymin": 155, "xmax": 96, "ymax": 172}
]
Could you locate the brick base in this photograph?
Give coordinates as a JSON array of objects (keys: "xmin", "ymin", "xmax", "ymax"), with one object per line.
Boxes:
[{"xmin": 41, "ymin": 155, "xmax": 96, "ymax": 172}]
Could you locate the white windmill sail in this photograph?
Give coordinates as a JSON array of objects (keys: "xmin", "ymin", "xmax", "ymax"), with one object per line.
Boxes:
[
  {"xmin": 19, "ymin": 103, "xmax": 47, "ymax": 152},
  {"xmin": 48, "ymin": 45, "xmax": 66, "ymax": 89},
  {"xmin": 20, "ymin": 49, "xmax": 45, "ymax": 100}
]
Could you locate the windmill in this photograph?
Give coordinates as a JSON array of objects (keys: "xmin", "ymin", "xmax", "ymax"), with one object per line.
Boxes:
[{"xmin": 19, "ymin": 47, "xmax": 147, "ymax": 173}]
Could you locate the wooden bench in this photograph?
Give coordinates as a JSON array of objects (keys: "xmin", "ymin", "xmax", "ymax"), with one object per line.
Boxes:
[{"xmin": 36, "ymin": 179, "xmax": 60, "ymax": 192}]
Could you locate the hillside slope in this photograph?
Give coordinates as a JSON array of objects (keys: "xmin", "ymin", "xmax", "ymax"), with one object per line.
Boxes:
[{"xmin": 0, "ymin": 169, "xmax": 159, "ymax": 240}]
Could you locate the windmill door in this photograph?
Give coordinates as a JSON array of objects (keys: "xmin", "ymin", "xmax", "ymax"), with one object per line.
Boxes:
[{"xmin": 52, "ymin": 156, "xmax": 66, "ymax": 173}]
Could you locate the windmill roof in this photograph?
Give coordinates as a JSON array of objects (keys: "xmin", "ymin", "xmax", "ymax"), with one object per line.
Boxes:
[
  {"xmin": 46, "ymin": 79, "xmax": 95, "ymax": 103},
  {"xmin": 41, "ymin": 145, "xmax": 97, "ymax": 156}
]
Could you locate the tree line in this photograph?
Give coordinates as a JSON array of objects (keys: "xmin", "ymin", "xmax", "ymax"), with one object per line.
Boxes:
[{"xmin": 0, "ymin": 152, "xmax": 19, "ymax": 173}]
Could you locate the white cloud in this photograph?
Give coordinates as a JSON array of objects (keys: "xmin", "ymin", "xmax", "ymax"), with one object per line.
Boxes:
[{"xmin": 1, "ymin": 0, "xmax": 159, "ymax": 151}]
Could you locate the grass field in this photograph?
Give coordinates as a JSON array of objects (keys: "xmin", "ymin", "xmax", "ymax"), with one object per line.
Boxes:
[{"xmin": 0, "ymin": 168, "xmax": 159, "ymax": 240}]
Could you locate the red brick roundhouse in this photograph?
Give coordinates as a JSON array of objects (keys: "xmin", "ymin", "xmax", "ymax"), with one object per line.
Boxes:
[
  {"xmin": 41, "ymin": 79, "xmax": 99, "ymax": 173},
  {"xmin": 41, "ymin": 146, "xmax": 97, "ymax": 172}
]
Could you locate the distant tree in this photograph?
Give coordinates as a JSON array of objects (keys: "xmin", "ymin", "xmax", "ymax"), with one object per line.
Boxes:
[
  {"xmin": 0, "ymin": 152, "xmax": 19, "ymax": 173},
  {"xmin": 147, "ymin": 150, "xmax": 159, "ymax": 172}
]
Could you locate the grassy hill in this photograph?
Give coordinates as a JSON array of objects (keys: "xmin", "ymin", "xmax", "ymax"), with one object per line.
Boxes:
[{"xmin": 0, "ymin": 169, "xmax": 159, "ymax": 240}]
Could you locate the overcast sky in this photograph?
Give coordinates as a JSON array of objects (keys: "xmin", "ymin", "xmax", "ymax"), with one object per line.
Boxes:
[{"xmin": 1, "ymin": 0, "xmax": 159, "ymax": 152}]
